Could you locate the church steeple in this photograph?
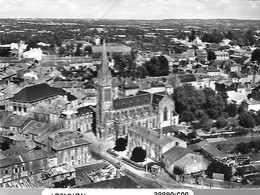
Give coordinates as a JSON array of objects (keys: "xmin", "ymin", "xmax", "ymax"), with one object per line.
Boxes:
[
  {"xmin": 96, "ymin": 39, "xmax": 113, "ymax": 139},
  {"xmin": 98, "ymin": 39, "xmax": 111, "ymax": 79}
]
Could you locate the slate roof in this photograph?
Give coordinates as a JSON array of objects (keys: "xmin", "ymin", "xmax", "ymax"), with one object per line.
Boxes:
[
  {"xmin": 229, "ymin": 72, "xmax": 240, "ymax": 79},
  {"xmin": 0, "ymin": 114, "xmax": 30, "ymax": 129},
  {"xmin": 77, "ymin": 106, "xmax": 93, "ymax": 116},
  {"xmin": 67, "ymin": 93, "xmax": 77, "ymax": 101},
  {"xmin": 22, "ymin": 120, "xmax": 53, "ymax": 136},
  {"xmin": 113, "ymin": 93, "xmax": 152, "ymax": 110},
  {"xmin": 0, "ymin": 150, "xmax": 49, "ymax": 168},
  {"xmin": 163, "ymin": 146, "xmax": 195, "ymax": 163},
  {"xmin": 161, "ymin": 125, "xmax": 181, "ymax": 134},
  {"xmin": 10, "ymin": 83, "xmax": 68, "ymax": 103},
  {"xmin": 51, "ymin": 138, "xmax": 91, "ymax": 151},
  {"xmin": 54, "ymin": 81, "xmax": 84, "ymax": 88},
  {"xmin": 2, "ymin": 146, "xmax": 29, "ymax": 157},
  {"xmin": 152, "ymin": 93, "xmax": 164, "ymax": 106},
  {"xmin": 189, "ymin": 140, "xmax": 226, "ymax": 158}
]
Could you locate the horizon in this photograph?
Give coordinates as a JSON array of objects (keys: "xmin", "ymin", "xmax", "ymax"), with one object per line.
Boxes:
[
  {"xmin": 0, "ymin": 0, "xmax": 259, "ymax": 20},
  {"xmin": 0, "ymin": 18, "xmax": 260, "ymax": 21}
]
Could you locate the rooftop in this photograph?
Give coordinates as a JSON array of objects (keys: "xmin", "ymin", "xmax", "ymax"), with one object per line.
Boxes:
[
  {"xmin": 163, "ymin": 146, "xmax": 195, "ymax": 163},
  {"xmin": 10, "ymin": 83, "xmax": 68, "ymax": 103},
  {"xmin": 51, "ymin": 138, "xmax": 91, "ymax": 151}
]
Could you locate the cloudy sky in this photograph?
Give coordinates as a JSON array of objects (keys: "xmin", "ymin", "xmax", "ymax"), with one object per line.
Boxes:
[{"xmin": 0, "ymin": 0, "xmax": 259, "ymax": 20}]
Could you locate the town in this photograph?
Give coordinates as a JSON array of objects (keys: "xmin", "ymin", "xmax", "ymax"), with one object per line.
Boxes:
[{"xmin": 0, "ymin": 17, "xmax": 260, "ymax": 189}]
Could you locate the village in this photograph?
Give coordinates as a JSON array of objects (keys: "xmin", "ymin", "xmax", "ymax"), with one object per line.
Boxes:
[{"xmin": 0, "ymin": 17, "xmax": 259, "ymax": 189}]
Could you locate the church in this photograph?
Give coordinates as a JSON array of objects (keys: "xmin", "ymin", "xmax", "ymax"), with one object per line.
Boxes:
[{"xmin": 96, "ymin": 40, "xmax": 179, "ymax": 139}]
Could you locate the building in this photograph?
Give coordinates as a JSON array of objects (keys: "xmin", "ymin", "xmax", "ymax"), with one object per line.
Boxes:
[
  {"xmin": 51, "ymin": 138, "xmax": 91, "ymax": 167},
  {"xmin": 95, "ymin": 41, "xmax": 179, "ymax": 139},
  {"xmin": 23, "ymin": 48, "xmax": 43, "ymax": 61},
  {"xmin": 59, "ymin": 106, "xmax": 94, "ymax": 134},
  {"xmin": 0, "ymin": 150, "xmax": 52, "ymax": 184},
  {"xmin": 215, "ymin": 51, "xmax": 229, "ymax": 61},
  {"xmin": 8, "ymin": 83, "xmax": 68, "ymax": 116},
  {"xmin": 163, "ymin": 146, "xmax": 209, "ymax": 174},
  {"xmin": 128, "ymin": 126, "xmax": 187, "ymax": 162}
]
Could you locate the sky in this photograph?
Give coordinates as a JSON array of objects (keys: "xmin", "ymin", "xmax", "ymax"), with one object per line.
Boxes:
[{"xmin": 0, "ymin": 0, "xmax": 259, "ymax": 20}]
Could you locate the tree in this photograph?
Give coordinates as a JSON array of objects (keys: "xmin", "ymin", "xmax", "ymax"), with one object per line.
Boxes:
[
  {"xmin": 207, "ymin": 50, "xmax": 216, "ymax": 61},
  {"xmin": 207, "ymin": 108, "xmax": 219, "ymax": 119},
  {"xmin": 199, "ymin": 114, "xmax": 212, "ymax": 131},
  {"xmin": 206, "ymin": 160, "xmax": 232, "ymax": 181},
  {"xmin": 168, "ymin": 75, "xmax": 181, "ymax": 89},
  {"xmin": 0, "ymin": 141, "xmax": 11, "ymax": 151},
  {"xmin": 174, "ymin": 166, "xmax": 184, "ymax": 175},
  {"xmin": 235, "ymin": 142, "xmax": 250, "ymax": 154},
  {"xmin": 84, "ymin": 46, "xmax": 92, "ymax": 55},
  {"xmin": 238, "ymin": 112, "xmax": 256, "ymax": 128},
  {"xmin": 74, "ymin": 43, "xmax": 82, "ymax": 56},
  {"xmin": 215, "ymin": 116, "xmax": 228, "ymax": 129},
  {"xmin": 58, "ymin": 46, "xmax": 66, "ymax": 56},
  {"xmin": 238, "ymin": 101, "xmax": 248, "ymax": 113},
  {"xmin": 114, "ymin": 137, "xmax": 127, "ymax": 151},
  {"xmin": 130, "ymin": 147, "xmax": 146, "ymax": 162},
  {"xmin": 173, "ymin": 84, "xmax": 206, "ymax": 114},
  {"xmin": 180, "ymin": 111, "xmax": 196, "ymax": 123},
  {"xmin": 225, "ymin": 104, "xmax": 238, "ymax": 117},
  {"xmin": 251, "ymin": 48, "xmax": 260, "ymax": 62},
  {"xmin": 189, "ymin": 29, "xmax": 196, "ymax": 42},
  {"xmin": 234, "ymin": 126, "xmax": 249, "ymax": 136}
]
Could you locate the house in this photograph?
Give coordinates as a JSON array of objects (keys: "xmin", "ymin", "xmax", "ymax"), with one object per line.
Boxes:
[
  {"xmin": 0, "ymin": 150, "xmax": 52, "ymax": 184},
  {"xmin": 207, "ymin": 66, "xmax": 220, "ymax": 77},
  {"xmin": 20, "ymin": 120, "xmax": 56, "ymax": 141},
  {"xmin": 228, "ymin": 72, "xmax": 241, "ymax": 83},
  {"xmin": 8, "ymin": 83, "xmax": 68, "ymax": 116},
  {"xmin": 128, "ymin": 126, "xmax": 187, "ymax": 162},
  {"xmin": 188, "ymin": 140, "xmax": 226, "ymax": 159},
  {"xmin": 215, "ymin": 51, "xmax": 229, "ymax": 61},
  {"xmin": 163, "ymin": 146, "xmax": 209, "ymax": 175},
  {"xmin": 59, "ymin": 106, "xmax": 94, "ymax": 134},
  {"xmin": 250, "ymin": 85, "xmax": 260, "ymax": 101},
  {"xmin": 23, "ymin": 48, "xmax": 43, "ymax": 61},
  {"xmin": 51, "ymin": 138, "xmax": 91, "ymax": 167},
  {"xmin": 246, "ymin": 99, "xmax": 260, "ymax": 111}
]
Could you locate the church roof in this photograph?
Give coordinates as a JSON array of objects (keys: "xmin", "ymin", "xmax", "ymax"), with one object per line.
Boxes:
[
  {"xmin": 9, "ymin": 83, "xmax": 67, "ymax": 103},
  {"xmin": 113, "ymin": 93, "xmax": 152, "ymax": 110},
  {"xmin": 152, "ymin": 93, "xmax": 164, "ymax": 106}
]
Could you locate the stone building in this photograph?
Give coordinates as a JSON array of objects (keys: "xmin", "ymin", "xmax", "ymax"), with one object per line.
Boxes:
[{"xmin": 95, "ymin": 41, "xmax": 179, "ymax": 139}]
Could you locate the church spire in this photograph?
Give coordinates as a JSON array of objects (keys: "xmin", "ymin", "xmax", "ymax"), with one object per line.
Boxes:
[{"xmin": 98, "ymin": 39, "xmax": 111, "ymax": 78}]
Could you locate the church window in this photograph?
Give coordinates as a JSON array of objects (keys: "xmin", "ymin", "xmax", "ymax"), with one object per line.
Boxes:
[
  {"xmin": 163, "ymin": 107, "xmax": 168, "ymax": 121},
  {"xmin": 18, "ymin": 105, "xmax": 22, "ymax": 112}
]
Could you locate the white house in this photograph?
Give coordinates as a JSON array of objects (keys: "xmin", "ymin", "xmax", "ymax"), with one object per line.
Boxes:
[{"xmin": 23, "ymin": 48, "xmax": 43, "ymax": 61}]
